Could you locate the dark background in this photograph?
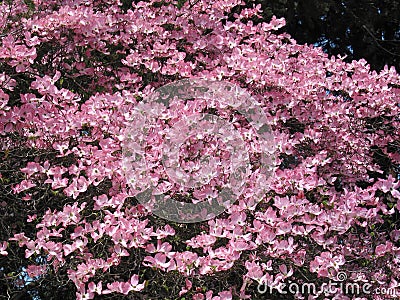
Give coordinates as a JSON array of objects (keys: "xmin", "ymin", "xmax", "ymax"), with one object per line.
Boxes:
[{"xmin": 249, "ymin": 0, "xmax": 400, "ymax": 72}]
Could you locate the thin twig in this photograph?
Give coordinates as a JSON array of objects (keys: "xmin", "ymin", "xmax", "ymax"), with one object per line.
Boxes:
[{"xmin": 362, "ymin": 25, "xmax": 400, "ymax": 57}]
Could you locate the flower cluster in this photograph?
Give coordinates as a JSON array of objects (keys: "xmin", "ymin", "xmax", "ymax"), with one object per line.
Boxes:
[{"xmin": 0, "ymin": 0, "xmax": 399, "ymax": 299}]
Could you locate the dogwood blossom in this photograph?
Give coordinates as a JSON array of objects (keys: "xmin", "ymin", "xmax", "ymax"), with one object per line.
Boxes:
[{"xmin": 0, "ymin": 0, "xmax": 399, "ymax": 299}]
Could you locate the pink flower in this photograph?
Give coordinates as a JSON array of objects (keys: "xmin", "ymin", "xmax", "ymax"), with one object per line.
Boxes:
[
  {"xmin": 27, "ymin": 214, "xmax": 37, "ymax": 222},
  {"xmin": 12, "ymin": 180, "xmax": 36, "ymax": 194},
  {"xmin": 20, "ymin": 162, "xmax": 42, "ymax": 177},
  {"xmin": 186, "ymin": 233, "xmax": 216, "ymax": 248},
  {"xmin": 256, "ymin": 207, "xmax": 279, "ymax": 226},
  {"xmin": 44, "ymin": 241, "xmax": 63, "ymax": 261},
  {"xmin": 143, "ymin": 253, "xmax": 174, "ymax": 271},
  {"xmin": 145, "ymin": 240, "xmax": 172, "ymax": 254},
  {"xmin": 60, "ymin": 202, "xmax": 83, "ymax": 225},
  {"xmin": 375, "ymin": 242, "xmax": 393, "ymax": 257},
  {"xmin": 63, "ymin": 243, "xmax": 75, "ymax": 256},
  {"xmin": 274, "ymin": 196, "xmax": 291, "ymax": 211},
  {"xmin": 292, "ymin": 249, "xmax": 307, "ymax": 266},
  {"xmin": 103, "ymin": 275, "xmax": 144, "ymax": 295},
  {"xmin": 21, "ymin": 194, "xmax": 32, "ymax": 201},
  {"xmin": 169, "ymin": 252, "xmax": 192, "ymax": 275},
  {"xmin": 276, "ymin": 221, "xmax": 292, "ymax": 235},
  {"xmin": 375, "ymin": 175, "xmax": 398, "ymax": 193},
  {"xmin": 245, "ymin": 261, "xmax": 263, "ymax": 281},
  {"xmin": 64, "ymin": 176, "xmax": 89, "ymax": 199},
  {"xmin": 0, "ymin": 90, "xmax": 10, "ymax": 109},
  {"xmin": 44, "ymin": 176, "xmax": 68, "ymax": 189},
  {"xmin": 0, "ymin": 241, "xmax": 8, "ymax": 256},
  {"xmin": 229, "ymin": 239, "xmax": 253, "ymax": 252},
  {"xmin": 193, "ymin": 293, "xmax": 205, "ymax": 300},
  {"xmin": 151, "ymin": 224, "xmax": 175, "ymax": 239},
  {"xmin": 26, "ymin": 265, "xmax": 46, "ymax": 278},
  {"xmin": 9, "ymin": 233, "xmax": 29, "ymax": 247},
  {"xmin": 179, "ymin": 279, "xmax": 192, "ymax": 296},
  {"xmin": 273, "ymin": 237, "xmax": 295, "ymax": 254},
  {"xmin": 279, "ymin": 264, "xmax": 293, "ymax": 278},
  {"xmin": 103, "ymin": 282, "xmax": 130, "ymax": 295},
  {"xmin": 128, "ymin": 274, "xmax": 145, "ymax": 292},
  {"xmin": 88, "ymin": 281, "xmax": 102, "ymax": 296},
  {"xmin": 1, "ymin": 0, "xmax": 399, "ymax": 297},
  {"xmin": 255, "ymin": 226, "xmax": 276, "ymax": 245},
  {"xmin": 114, "ymin": 245, "xmax": 129, "ymax": 257},
  {"xmin": 215, "ymin": 290, "xmax": 232, "ymax": 300}
]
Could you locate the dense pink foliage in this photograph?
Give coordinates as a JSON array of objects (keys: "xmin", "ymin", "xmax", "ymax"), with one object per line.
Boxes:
[{"xmin": 0, "ymin": 0, "xmax": 399, "ymax": 299}]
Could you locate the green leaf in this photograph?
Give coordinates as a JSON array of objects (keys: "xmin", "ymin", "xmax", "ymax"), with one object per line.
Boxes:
[
  {"xmin": 177, "ymin": 0, "xmax": 187, "ymax": 9},
  {"xmin": 23, "ymin": 0, "xmax": 35, "ymax": 10}
]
